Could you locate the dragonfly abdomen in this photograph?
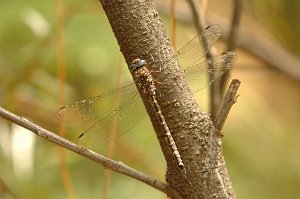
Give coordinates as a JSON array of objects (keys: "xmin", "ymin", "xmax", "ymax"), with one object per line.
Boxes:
[{"xmin": 130, "ymin": 59, "xmax": 185, "ymax": 172}]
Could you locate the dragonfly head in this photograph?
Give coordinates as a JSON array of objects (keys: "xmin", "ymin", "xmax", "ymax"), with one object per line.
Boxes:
[{"xmin": 129, "ymin": 58, "xmax": 147, "ymax": 72}]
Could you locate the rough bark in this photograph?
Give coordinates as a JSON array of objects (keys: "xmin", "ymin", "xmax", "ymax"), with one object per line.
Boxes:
[{"xmin": 100, "ymin": 0, "xmax": 235, "ymax": 198}]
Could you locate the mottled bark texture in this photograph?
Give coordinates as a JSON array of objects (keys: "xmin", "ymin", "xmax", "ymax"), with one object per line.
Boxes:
[{"xmin": 100, "ymin": 0, "xmax": 235, "ymax": 198}]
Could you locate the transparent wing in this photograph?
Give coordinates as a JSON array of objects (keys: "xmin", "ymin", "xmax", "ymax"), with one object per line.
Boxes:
[
  {"xmin": 55, "ymin": 24, "xmax": 235, "ymax": 152},
  {"xmin": 55, "ymin": 82, "xmax": 136, "ymax": 122},
  {"xmin": 56, "ymin": 24, "xmax": 224, "ymax": 124},
  {"xmin": 183, "ymin": 52, "xmax": 237, "ymax": 93},
  {"xmin": 76, "ymin": 93, "xmax": 146, "ymax": 153},
  {"xmin": 177, "ymin": 24, "xmax": 222, "ymax": 69}
]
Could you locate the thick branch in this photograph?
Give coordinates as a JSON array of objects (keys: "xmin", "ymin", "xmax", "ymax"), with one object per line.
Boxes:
[{"xmin": 100, "ymin": 0, "xmax": 235, "ymax": 198}]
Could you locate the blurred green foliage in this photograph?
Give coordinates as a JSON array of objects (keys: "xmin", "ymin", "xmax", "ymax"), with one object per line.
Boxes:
[{"xmin": 0, "ymin": 0, "xmax": 300, "ymax": 199}]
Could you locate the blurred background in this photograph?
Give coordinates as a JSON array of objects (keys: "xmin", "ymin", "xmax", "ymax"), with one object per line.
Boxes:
[{"xmin": 0, "ymin": 0, "xmax": 300, "ymax": 198}]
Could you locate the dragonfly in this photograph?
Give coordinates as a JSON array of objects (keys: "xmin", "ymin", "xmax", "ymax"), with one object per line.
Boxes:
[
  {"xmin": 129, "ymin": 58, "xmax": 185, "ymax": 170},
  {"xmin": 56, "ymin": 24, "xmax": 237, "ymax": 154}
]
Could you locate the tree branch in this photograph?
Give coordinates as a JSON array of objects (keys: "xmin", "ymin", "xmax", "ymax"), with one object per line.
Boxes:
[
  {"xmin": 157, "ymin": 1, "xmax": 300, "ymax": 81},
  {"xmin": 0, "ymin": 106, "xmax": 182, "ymax": 197},
  {"xmin": 185, "ymin": 0, "xmax": 239, "ymax": 121},
  {"xmin": 100, "ymin": 0, "xmax": 236, "ymax": 198},
  {"xmin": 214, "ymin": 79, "xmax": 241, "ymax": 131},
  {"xmin": 220, "ymin": 0, "xmax": 242, "ymax": 93}
]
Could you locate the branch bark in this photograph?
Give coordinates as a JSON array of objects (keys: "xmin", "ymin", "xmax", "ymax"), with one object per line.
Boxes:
[
  {"xmin": 0, "ymin": 106, "xmax": 183, "ymax": 197},
  {"xmin": 214, "ymin": 79, "xmax": 241, "ymax": 131},
  {"xmin": 100, "ymin": 0, "xmax": 235, "ymax": 198}
]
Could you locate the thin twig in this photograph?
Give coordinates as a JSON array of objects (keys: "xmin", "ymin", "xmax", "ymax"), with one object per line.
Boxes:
[
  {"xmin": 0, "ymin": 106, "xmax": 181, "ymax": 197},
  {"xmin": 226, "ymin": 0, "xmax": 242, "ymax": 52},
  {"xmin": 214, "ymin": 79, "xmax": 241, "ymax": 130},
  {"xmin": 220, "ymin": 0, "xmax": 242, "ymax": 94},
  {"xmin": 102, "ymin": 56, "xmax": 124, "ymax": 199},
  {"xmin": 0, "ymin": 178, "xmax": 18, "ymax": 199},
  {"xmin": 170, "ymin": 0, "xmax": 177, "ymax": 48},
  {"xmin": 186, "ymin": 0, "xmax": 207, "ymax": 32},
  {"xmin": 157, "ymin": 2, "xmax": 300, "ymax": 81},
  {"xmin": 186, "ymin": 0, "xmax": 235, "ymax": 120},
  {"xmin": 208, "ymin": 11, "xmax": 300, "ymax": 81},
  {"xmin": 54, "ymin": 0, "xmax": 76, "ymax": 198},
  {"xmin": 185, "ymin": 0, "xmax": 216, "ymax": 58},
  {"xmin": 185, "ymin": 0, "xmax": 219, "ymax": 120}
]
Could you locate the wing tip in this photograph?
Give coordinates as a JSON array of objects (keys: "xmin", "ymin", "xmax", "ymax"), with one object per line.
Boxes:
[{"xmin": 206, "ymin": 24, "xmax": 222, "ymax": 35}]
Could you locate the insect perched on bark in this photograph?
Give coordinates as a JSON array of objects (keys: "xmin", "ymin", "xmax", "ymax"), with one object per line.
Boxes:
[
  {"xmin": 129, "ymin": 58, "xmax": 185, "ymax": 171},
  {"xmin": 56, "ymin": 24, "xmax": 237, "ymax": 172}
]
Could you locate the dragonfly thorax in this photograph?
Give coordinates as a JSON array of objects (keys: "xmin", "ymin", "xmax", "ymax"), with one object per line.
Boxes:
[{"xmin": 132, "ymin": 64, "xmax": 156, "ymax": 98}]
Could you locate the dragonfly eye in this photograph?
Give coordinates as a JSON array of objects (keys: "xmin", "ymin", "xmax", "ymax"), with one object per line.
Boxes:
[{"xmin": 130, "ymin": 59, "xmax": 147, "ymax": 71}]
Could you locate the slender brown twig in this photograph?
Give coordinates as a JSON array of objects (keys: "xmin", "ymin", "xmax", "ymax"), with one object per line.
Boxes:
[
  {"xmin": 0, "ymin": 106, "xmax": 183, "ymax": 197},
  {"xmin": 226, "ymin": 0, "xmax": 242, "ymax": 52},
  {"xmin": 186, "ymin": 0, "xmax": 207, "ymax": 33},
  {"xmin": 157, "ymin": 1, "xmax": 300, "ymax": 81},
  {"xmin": 54, "ymin": 1, "xmax": 76, "ymax": 198},
  {"xmin": 220, "ymin": 0, "xmax": 242, "ymax": 94},
  {"xmin": 185, "ymin": 0, "xmax": 234, "ymax": 120},
  {"xmin": 214, "ymin": 79, "xmax": 241, "ymax": 131},
  {"xmin": 102, "ymin": 56, "xmax": 124, "ymax": 199},
  {"xmin": 170, "ymin": 0, "xmax": 177, "ymax": 48}
]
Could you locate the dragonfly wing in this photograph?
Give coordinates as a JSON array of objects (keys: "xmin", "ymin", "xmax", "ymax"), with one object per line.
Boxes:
[
  {"xmin": 55, "ymin": 82, "xmax": 136, "ymax": 123},
  {"xmin": 177, "ymin": 24, "xmax": 222, "ymax": 69},
  {"xmin": 76, "ymin": 93, "xmax": 146, "ymax": 153},
  {"xmin": 184, "ymin": 52, "xmax": 237, "ymax": 93}
]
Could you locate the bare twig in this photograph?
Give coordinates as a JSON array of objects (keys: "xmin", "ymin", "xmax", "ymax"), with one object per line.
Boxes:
[
  {"xmin": 170, "ymin": 0, "xmax": 177, "ymax": 47},
  {"xmin": 0, "ymin": 178, "xmax": 17, "ymax": 199},
  {"xmin": 220, "ymin": 0, "xmax": 242, "ymax": 93},
  {"xmin": 186, "ymin": 0, "xmax": 207, "ymax": 33},
  {"xmin": 102, "ymin": 56, "xmax": 124, "ymax": 199},
  {"xmin": 185, "ymin": 0, "xmax": 237, "ymax": 120},
  {"xmin": 208, "ymin": 12, "xmax": 300, "ymax": 81},
  {"xmin": 226, "ymin": 0, "xmax": 242, "ymax": 52},
  {"xmin": 214, "ymin": 79, "xmax": 241, "ymax": 131},
  {"xmin": 157, "ymin": 2, "xmax": 300, "ymax": 81},
  {"xmin": 0, "ymin": 106, "xmax": 182, "ymax": 197},
  {"xmin": 185, "ymin": 0, "xmax": 218, "ymax": 119},
  {"xmin": 54, "ymin": 1, "xmax": 76, "ymax": 198}
]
